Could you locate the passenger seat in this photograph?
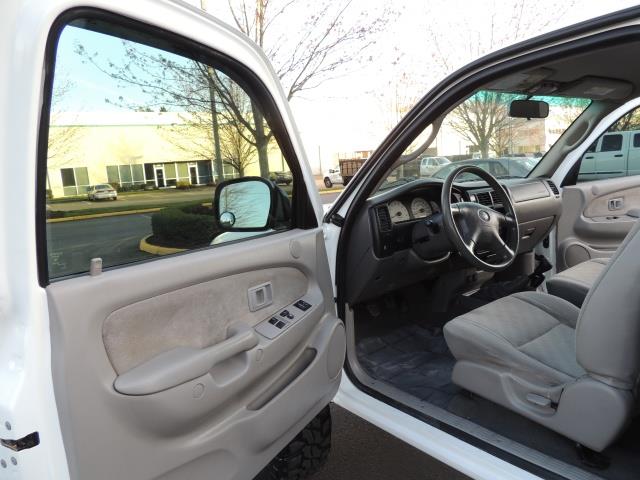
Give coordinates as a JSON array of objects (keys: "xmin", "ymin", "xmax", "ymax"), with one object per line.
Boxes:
[{"xmin": 545, "ymin": 258, "xmax": 608, "ymax": 307}]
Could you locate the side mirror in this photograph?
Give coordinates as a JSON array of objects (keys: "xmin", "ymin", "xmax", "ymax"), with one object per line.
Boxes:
[
  {"xmin": 213, "ymin": 177, "xmax": 276, "ymax": 231},
  {"xmin": 509, "ymin": 99, "xmax": 549, "ymax": 119}
]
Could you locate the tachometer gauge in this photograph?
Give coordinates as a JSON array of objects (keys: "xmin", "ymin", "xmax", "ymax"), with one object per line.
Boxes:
[
  {"xmin": 410, "ymin": 197, "xmax": 432, "ymax": 219},
  {"xmin": 388, "ymin": 200, "xmax": 411, "ymax": 223},
  {"xmin": 429, "ymin": 200, "xmax": 441, "ymax": 214}
]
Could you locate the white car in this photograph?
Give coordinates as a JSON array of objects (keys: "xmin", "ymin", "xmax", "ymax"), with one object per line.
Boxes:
[
  {"xmin": 323, "ymin": 166, "xmax": 343, "ymax": 188},
  {"xmin": 5, "ymin": 3, "xmax": 640, "ymax": 480},
  {"xmin": 419, "ymin": 156, "xmax": 450, "ymax": 176},
  {"xmin": 87, "ymin": 184, "xmax": 118, "ymax": 201}
]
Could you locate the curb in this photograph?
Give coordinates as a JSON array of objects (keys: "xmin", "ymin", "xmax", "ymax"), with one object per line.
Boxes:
[
  {"xmin": 47, "ymin": 207, "xmax": 162, "ymax": 223},
  {"xmin": 319, "ymin": 188, "xmax": 343, "ymax": 194},
  {"xmin": 139, "ymin": 235, "xmax": 186, "ymax": 256}
]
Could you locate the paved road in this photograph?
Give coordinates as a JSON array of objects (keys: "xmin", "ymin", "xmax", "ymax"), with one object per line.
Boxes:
[
  {"xmin": 47, "ymin": 214, "xmax": 155, "ymax": 277},
  {"xmin": 310, "ymin": 404, "xmax": 470, "ymax": 480}
]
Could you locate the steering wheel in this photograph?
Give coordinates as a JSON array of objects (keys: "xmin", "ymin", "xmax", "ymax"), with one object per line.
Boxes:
[{"xmin": 440, "ymin": 165, "xmax": 520, "ymax": 272}]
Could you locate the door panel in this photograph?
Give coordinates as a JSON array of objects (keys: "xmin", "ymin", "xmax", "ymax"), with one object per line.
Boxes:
[
  {"xmin": 48, "ymin": 228, "xmax": 344, "ymax": 480},
  {"xmin": 557, "ymin": 176, "xmax": 640, "ymax": 269}
]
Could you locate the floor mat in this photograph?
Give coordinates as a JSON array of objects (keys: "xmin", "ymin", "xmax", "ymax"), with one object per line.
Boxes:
[{"xmin": 357, "ymin": 324, "xmax": 460, "ymax": 409}]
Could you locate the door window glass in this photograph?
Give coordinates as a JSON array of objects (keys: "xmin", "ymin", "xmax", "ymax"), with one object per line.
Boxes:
[
  {"xmin": 44, "ymin": 18, "xmax": 295, "ymax": 279},
  {"xmin": 600, "ymin": 134, "xmax": 622, "ymax": 152}
]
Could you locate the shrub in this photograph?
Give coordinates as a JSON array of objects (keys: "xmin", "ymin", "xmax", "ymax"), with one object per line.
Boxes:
[
  {"xmin": 151, "ymin": 205, "xmax": 218, "ymax": 248},
  {"xmin": 176, "ymin": 180, "xmax": 191, "ymax": 190},
  {"xmin": 46, "ymin": 210, "xmax": 66, "ymax": 219}
]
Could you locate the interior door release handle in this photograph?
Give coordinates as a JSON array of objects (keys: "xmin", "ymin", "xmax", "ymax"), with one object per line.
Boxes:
[
  {"xmin": 114, "ymin": 325, "xmax": 259, "ymax": 395},
  {"xmin": 608, "ymin": 197, "xmax": 624, "ymax": 211}
]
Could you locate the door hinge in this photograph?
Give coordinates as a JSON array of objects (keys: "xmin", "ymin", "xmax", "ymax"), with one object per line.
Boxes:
[
  {"xmin": 329, "ymin": 213, "xmax": 345, "ymax": 227},
  {"xmin": 1, "ymin": 432, "xmax": 40, "ymax": 452}
]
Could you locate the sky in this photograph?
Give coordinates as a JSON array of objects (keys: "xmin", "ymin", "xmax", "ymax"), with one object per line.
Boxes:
[
  {"xmin": 57, "ymin": 0, "xmax": 640, "ymax": 174},
  {"xmin": 198, "ymin": 0, "xmax": 640, "ymax": 172}
]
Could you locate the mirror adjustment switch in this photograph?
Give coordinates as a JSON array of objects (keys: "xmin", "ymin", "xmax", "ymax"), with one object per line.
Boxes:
[
  {"xmin": 280, "ymin": 310, "xmax": 289, "ymax": 317},
  {"xmin": 294, "ymin": 300, "xmax": 312, "ymax": 311}
]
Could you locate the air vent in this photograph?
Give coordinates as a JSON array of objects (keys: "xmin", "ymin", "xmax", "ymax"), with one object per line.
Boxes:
[
  {"xmin": 376, "ymin": 206, "xmax": 392, "ymax": 232},
  {"xmin": 475, "ymin": 191, "xmax": 493, "ymax": 206},
  {"xmin": 547, "ymin": 180, "xmax": 560, "ymax": 196}
]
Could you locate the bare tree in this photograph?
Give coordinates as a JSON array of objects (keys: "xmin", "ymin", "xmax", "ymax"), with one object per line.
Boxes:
[
  {"xmin": 220, "ymin": 122, "xmax": 257, "ymax": 176},
  {"xmin": 76, "ymin": 41, "xmax": 275, "ymax": 177},
  {"xmin": 222, "ymin": 0, "xmax": 394, "ymax": 100},
  {"xmin": 47, "ymin": 76, "xmax": 83, "ymax": 192},
  {"xmin": 448, "ymin": 91, "xmax": 510, "ymax": 158},
  {"xmin": 425, "ymin": 0, "xmax": 575, "ymax": 157},
  {"xmin": 610, "ymin": 107, "xmax": 640, "ymax": 132}
]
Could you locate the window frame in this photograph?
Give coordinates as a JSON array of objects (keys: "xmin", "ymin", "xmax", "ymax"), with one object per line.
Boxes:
[{"xmin": 37, "ymin": 8, "xmax": 317, "ymax": 286}]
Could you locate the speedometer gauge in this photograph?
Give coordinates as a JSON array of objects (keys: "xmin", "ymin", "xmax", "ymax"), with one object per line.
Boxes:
[
  {"xmin": 388, "ymin": 200, "xmax": 410, "ymax": 223},
  {"xmin": 410, "ymin": 197, "xmax": 432, "ymax": 219}
]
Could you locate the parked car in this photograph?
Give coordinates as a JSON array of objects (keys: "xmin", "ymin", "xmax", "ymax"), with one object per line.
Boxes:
[
  {"xmin": 87, "ymin": 184, "xmax": 117, "ymax": 201},
  {"xmin": 269, "ymin": 170, "xmax": 292, "ymax": 185},
  {"xmin": 8, "ymin": 4, "xmax": 640, "ymax": 480},
  {"xmin": 323, "ymin": 166, "xmax": 343, "ymax": 188},
  {"xmin": 419, "ymin": 156, "xmax": 450, "ymax": 176}
]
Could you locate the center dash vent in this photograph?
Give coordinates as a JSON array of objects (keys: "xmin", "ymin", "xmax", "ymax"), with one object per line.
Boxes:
[
  {"xmin": 547, "ymin": 180, "xmax": 560, "ymax": 196},
  {"xmin": 475, "ymin": 191, "xmax": 493, "ymax": 206},
  {"xmin": 376, "ymin": 206, "xmax": 392, "ymax": 232}
]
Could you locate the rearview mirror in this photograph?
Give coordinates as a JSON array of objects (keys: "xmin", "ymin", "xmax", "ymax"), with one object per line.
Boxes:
[
  {"xmin": 509, "ymin": 99, "xmax": 549, "ymax": 119},
  {"xmin": 213, "ymin": 177, "xmax": 276, "ymax": 231}
]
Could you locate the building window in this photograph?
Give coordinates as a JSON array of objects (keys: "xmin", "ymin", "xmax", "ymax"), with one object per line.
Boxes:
[{"xmin": 60, "ymin": 167, "xmax": 90, "ymax": 196}]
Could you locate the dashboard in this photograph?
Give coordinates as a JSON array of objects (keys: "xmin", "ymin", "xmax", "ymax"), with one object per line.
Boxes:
[{"xmin": 342, "ymin": 178, "xmax": 563, "ymax": 304}]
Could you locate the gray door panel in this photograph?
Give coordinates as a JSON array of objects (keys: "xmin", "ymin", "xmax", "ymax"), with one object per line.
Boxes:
[
  {"xmin": 557, "ymin": 177, "xmax": 640, "ymax": 269},
  {"xmin": 48, "ymin": 228, "xmax": 344, "ymax": 480}
]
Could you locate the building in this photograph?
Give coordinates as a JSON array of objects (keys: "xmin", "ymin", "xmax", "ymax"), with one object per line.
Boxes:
[{"xmin": 47, "ymin": 111, "xmax": 286, "ymax": 197}]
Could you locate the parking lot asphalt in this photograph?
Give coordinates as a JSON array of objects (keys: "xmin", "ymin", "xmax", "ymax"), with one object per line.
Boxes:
[{"xmin": 310, "ymin": 404, "xmax": 470, "ymax": 480}]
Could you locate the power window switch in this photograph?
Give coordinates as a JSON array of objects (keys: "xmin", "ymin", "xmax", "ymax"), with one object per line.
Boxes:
[
  {"xmin": 294, "ymin": 300, "xmax": 312, "ymax": 311},
  {"xmin": 275, "ymin": 320, "xmax": 286, "ymax": 329},
  {"xmin": 268, "ymin": 317, "xmax": 278, "ymax": 325}
]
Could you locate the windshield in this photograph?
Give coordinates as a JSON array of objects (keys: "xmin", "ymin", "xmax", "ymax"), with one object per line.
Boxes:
[{"xmin": 376, "ymin": 90, "xmax": 590, "ymax": 191}]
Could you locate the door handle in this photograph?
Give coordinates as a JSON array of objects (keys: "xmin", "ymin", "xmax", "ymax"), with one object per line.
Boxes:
[
  {"xmin": 114, "ymin": 325, "xmax": 259, "ymax": 395},
  {"xmin": 584, "ymin": 156, "xmax": 594, "ymax": 159},
  {"xmin": 608, "ymin": 197, "xmax": 624, "ymax": 211},
  {"xmin": 614, "ymin": 154, "xmax": 623, "ymax": 157}
]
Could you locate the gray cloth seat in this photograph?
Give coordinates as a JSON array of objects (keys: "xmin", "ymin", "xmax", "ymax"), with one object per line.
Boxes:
[
  {"xmin": 546, "ymin": 258, "xmax": 608, "ymax": 307},
  {"xmin": 444, "ymin": 221, "xmax": 640, "ymax": 452},
  {"xmin": 445, "ymin": 292, "xmax": 584, "ymax": 386}
]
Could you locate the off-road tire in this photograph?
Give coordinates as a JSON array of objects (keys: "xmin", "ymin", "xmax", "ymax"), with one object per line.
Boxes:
[
  {"xmin": 323, "ymin": 177, "xmax": 332, "ymax": 188},
  {"xmin": 257, "ymin": 406, "xmax": 332, "ymax": 480}
]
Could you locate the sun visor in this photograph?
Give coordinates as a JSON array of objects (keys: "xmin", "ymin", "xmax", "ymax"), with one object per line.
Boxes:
[
  {"xmin": 487, "ymin": 68, "xmax": 555, "ymax": 92},
  {"xmin": 559, "ymin": 76, "xmax": 633, "ymax": 100}
]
